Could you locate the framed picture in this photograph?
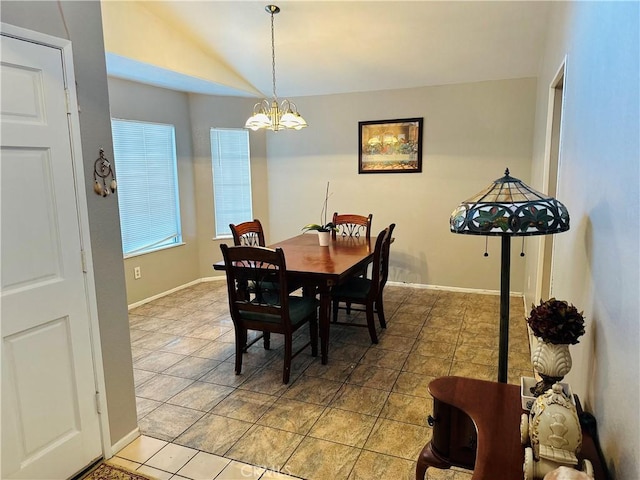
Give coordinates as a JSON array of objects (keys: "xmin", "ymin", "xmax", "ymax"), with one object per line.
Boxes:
[{"xmin": 358, "ymin": 117, "xmax": 423, "ymax": 174}]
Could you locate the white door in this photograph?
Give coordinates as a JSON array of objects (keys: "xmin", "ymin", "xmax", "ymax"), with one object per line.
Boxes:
[{"xmin": 1, "ymin": 34, "xmax": 102, "ymax": 479}]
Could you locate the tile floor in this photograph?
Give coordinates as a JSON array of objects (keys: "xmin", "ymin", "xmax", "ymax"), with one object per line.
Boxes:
[{"xmin": 114, "ymin": 281, "xmax": 533, "ymax": 480}]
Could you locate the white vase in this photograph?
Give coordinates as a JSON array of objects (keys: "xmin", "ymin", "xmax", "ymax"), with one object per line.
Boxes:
[
  {"xmin": 530, "ymin": 339, "xmax": 572, "ymax": 396},
  {"xmin": 318, "ymin": 230, "xmax": 330, "ymax": 246}
]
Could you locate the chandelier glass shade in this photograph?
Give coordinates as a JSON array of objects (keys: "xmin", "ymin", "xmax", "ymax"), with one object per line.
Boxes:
[{"xmin": 245, "ymin": 5, "xmax": 308, "ymax": 132}]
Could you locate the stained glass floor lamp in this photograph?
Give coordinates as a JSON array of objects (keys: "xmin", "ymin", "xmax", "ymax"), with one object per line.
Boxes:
[{"xmin": 450, "ymin": 169, "xmax": 570, "ymax": 383}]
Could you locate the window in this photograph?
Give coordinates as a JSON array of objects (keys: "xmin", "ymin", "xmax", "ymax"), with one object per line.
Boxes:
[
  {"xmin": 111, "ymin": 119, "xmax": 182, "ymax": 257},
  {"xmin": 211, "ymin": 128, "xmax": 253, "ymax": 237}
]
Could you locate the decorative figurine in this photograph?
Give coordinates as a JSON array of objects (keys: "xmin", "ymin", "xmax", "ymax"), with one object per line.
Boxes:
[{"xmin": 520, "ymin": 383, "xmax": 594, "ymax": 480}]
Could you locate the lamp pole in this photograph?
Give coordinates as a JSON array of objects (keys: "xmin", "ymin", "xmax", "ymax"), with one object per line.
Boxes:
[{"xmin": 498, "ymin": 235, "xmax": 511, "ymax": 383}]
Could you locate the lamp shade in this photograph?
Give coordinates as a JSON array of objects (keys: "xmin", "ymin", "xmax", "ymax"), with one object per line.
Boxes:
[{"xmin": 450, "ymin": 169, "xmax": 570, "ymax": 237}]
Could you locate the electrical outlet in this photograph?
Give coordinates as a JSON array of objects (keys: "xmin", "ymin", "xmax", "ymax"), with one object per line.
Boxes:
[{"xmin": 134, "ymin": 266, "xmax": 141, "ymax": 279}]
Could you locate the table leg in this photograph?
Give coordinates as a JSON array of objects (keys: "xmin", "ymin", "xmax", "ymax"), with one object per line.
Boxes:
[
  {"xmin": 317, "ymin": 284, "xmax": 331, "ymax": 364},
  {"xmin": 416, "ymin": 442, "xmax": 452, "ymax": 480}
]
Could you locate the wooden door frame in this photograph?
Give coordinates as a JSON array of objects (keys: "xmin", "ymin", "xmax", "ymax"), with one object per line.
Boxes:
[
  {"xmin": 535, "ymin": 57, "xmax": 567, "ymax": 303},
  {"xmin": 0, "ymin": 22, "xmax": 112, "ymax": 458}
]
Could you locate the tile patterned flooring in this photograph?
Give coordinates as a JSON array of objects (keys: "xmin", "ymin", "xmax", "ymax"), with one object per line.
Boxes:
[{"xmin": 114, "ymin": 281, "xmax": 533, "ymax": 480}]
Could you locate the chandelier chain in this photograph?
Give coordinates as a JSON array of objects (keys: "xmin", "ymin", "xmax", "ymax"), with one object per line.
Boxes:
[
  {"xmin": 271, "ymin": 11, "xmax": 277, "ymax": 100},
  {"xmin": 244, "ymin": 4, "xmax": 307, "ymax": 131}
]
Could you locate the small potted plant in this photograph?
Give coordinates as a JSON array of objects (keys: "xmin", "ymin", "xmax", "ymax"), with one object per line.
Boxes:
[
  {"xmin": 526, "ymin": 298, "xmax": 585, "ymax": 396},
  {"xmin": 302, "ymin": 181, "xmax": 337, "ymax": 246}
]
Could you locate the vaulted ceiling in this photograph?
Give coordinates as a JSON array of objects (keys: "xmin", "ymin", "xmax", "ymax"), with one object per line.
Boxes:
[{"xmin": 102, "ymin": 1, "xmax": 551, "ymax": 98}]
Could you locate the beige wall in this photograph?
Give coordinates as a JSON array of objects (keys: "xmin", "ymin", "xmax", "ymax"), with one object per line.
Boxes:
[
  {"xmin": 111, "ymin": 79, "xmax": 538, "ymax": 300},
  {"xmin": 106, "ymin": 82, "xmax": 269, "ymax": 303},
  {"xmin": 1, "ymin": 1, "xmax": 137, "ymax": 446},
  {"xmin": 107, "ymin": 78, "xmax": 200, "ymax": 304},
  {"xmin": 114, "ymin": 79, "xmax": 538, "ymax": 300},
  {"xmin": 187, "ymin": 94, "xmax": 270, "ymax": 279},
  {"xmin": 266, "ymin": 78, "xmax": 538, "ymax": 292},
  {"xmin": 524, "ymin": 2, "xmax": 639, "ymax": 478}
]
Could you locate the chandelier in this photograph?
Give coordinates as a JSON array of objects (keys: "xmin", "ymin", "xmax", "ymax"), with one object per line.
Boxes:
[{"xmin": 245, "ymin": 5, "xmax": 308, "ymax": 132}]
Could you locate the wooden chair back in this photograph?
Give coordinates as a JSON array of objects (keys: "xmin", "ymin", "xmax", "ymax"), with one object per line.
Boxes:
[
  {"xmin": 380, "ymin": 223, "xmax": 396, "ymax": 290},
  {"xmin": 229, "ymin": 219, "xmax": 266, "ymax": 247},
  {"xmin": 221, "ymin": 244, "xmax": 290, "ymax": 327},
  {"xmin": 332, "ymin": 212, "xmax": 372, "ymax": 240},
  {"xmin": 369, "ymin": 226, "xmax": 392, "ymax": 300}
]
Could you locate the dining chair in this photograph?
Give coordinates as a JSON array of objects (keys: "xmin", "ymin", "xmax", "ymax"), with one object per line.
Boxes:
[
  {"xmin": 330, "ymin": 223, "xmax": 395, "ymax": 343},
  {"xmin": 332, "ymin": 212, "xmax": 374, "ymax": 314},
  {"xmin": 230, "ymin": 219, "xmax": 303, "ymax": 300},
  {"xmin": 331, "ymin": 212, "xmax": 373, "ymax": 240},
  {"xmin": 220, "ymin": 244, "xmax": 318, "ymax": 384},
  {"xmin": 229, "ymin": 219, "xmax": 266, "ymax": 246}
]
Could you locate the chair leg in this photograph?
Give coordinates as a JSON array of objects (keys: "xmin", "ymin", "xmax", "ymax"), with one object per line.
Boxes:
[
  {"xmin": 235, "ymin": 326, "xmax": 247, "ymax": 375},
  {"xmin": 263, "ymin": 331, "xmax": 271, "ymax": 350},
  {"xmin": 366, "ymin": 304, "xmax": 378, "ymax": 344},
  {"xmin": 376, "ymin": 294, "xmax": 387, "ymax": 328},
  {"xmin": 283, "ymin": 334, "xmax": 293, "ymax": 384},
  {"xmin": 346, "ymin": 301, "xmax": 352, "ymax": 315},
  {"xmin": 310, "ymin": 316, "xmax": 318, "ymax": 357},
  {"xmin": 332, "ymin": 299, "xmax": 339, "ymax": 323}
]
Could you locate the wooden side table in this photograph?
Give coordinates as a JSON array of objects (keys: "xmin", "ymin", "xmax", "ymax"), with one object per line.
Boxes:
[{"xmin": 416, "ymin": 376, "xmax": 608, "ymax": 480}]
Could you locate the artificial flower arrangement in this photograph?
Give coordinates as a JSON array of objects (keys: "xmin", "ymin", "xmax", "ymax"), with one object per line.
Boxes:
[{"xmin": 526, "ymin": 298, "xmax": 585, "ymax": 345}]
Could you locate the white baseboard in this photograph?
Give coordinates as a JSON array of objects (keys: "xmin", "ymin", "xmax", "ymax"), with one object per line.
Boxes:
[
  {"xmin": 387, "ymin": 280, "xmax": 524, "ymax": 298},
  {"xmin": 127, "ymin": 277, "xmax": 224, "ymax": 310},
  {"xmin": 130, "ymin": 277, "xmax": 523, "ymax": 309},
  {"xmin": 200, "ymin": 276, "xmax": 227, "ymax": 283},
  {"xmin": 107, "ymin": 427, "xmax": 140, "ymax": 459}
]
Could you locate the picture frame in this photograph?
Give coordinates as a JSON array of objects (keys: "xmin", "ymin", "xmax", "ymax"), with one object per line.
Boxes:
[{"xmin": 358, "ymin": 117, "xmax": 423, "ymax": 174}]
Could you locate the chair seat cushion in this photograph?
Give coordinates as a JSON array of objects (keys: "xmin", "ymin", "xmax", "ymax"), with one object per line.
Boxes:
[
  {"xmin": 332, "ymin": 277, "xmax": 372, "ymax": 299},
  {"xmin": 251, "ymin": 280, "xmax": 301, "ymax": 296},
  {"xmin": 241, "ymin": 296, "xmax": 317, "ymax": 326},
  {"xmin": 250, "ymin": 280, "xmax": 279, "ymax": 294}
]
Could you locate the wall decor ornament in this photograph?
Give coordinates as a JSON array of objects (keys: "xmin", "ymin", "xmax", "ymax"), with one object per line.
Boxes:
[
  {"xmin": 358, "ymin": 118, "xmax": 423, "ymax": 173},
  {"xmin": 93, "ymin": 148, "xmax": 117, "ymax": 197}
]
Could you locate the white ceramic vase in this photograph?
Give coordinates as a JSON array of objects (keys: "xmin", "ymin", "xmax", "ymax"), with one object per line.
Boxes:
[
  {"xmin": 318, "ymin": 230, "xmax": 330, "ymax": 246},
  {"xmin": 530, "ymin": 339, "xmax": 572, "ymax": 396}
]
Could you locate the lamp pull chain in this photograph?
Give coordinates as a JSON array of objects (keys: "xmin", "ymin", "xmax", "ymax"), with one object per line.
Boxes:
[
  {"xmin": 520, "ymin": 237, "xmax": 526, "ymax": 257},
  {"xmin": 484, "ymin": 237, "xmax": 489, "ymax": 257}
]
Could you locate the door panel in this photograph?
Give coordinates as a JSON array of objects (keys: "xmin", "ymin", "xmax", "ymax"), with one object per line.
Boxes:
[
  {"xmin": 1, "ymin": 34, "xmax": 102, "ymax": 479},
  {"xmin": 1, "ymin": 148, "xmax": 62, "ymax": 290},
  {"xmin": 4, "ymin": 317, "xmax": 80, "ymax": 457}
]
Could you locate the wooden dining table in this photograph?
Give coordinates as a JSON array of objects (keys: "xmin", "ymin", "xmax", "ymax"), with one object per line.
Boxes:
[{"xmin": 214, "ymin": 233, "xmax": 377, "ymax": 364}]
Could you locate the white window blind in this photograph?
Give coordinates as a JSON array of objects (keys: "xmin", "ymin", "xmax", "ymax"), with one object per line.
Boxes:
[
  {"xmin": 111, "ymin": 119, "xmax": 182, "ymax": 256},
  {"xmin": 211, "ymin": 128, "xmax": 253, "ymax": 237}
]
